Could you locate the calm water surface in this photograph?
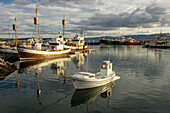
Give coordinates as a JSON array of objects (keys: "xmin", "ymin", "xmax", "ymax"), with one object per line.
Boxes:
[{"xmin": 0, "ymin": 45, "xmax": 170, "ymax": 113}]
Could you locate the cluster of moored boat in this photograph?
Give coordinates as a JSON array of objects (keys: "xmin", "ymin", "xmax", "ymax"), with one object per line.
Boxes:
[
  {"xmin": 99, "ymin": 32, "xmax": 170, "ymax": 49},
  {"xmin": 100, "ymin": 36, "xmax": 143, "ymax": 45},
  {"xmin": 144, "ymin": 32, "xmax": 170, "ymax": 49},
  {"xmin": 0, "ymin": 8, "xmax": 87, "ymax": 60},
  {"xmin": 0, "ymin": 7, "xmax": 120, "ymax": 90}
]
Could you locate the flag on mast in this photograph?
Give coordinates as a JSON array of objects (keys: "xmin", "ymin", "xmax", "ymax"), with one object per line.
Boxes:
[
  {"xmin": 35, "ymin": 7, "xmax": 37, "ymax": 14},
  {"xmin": 14, "ymin": 17, "xmax": 16, "ymax": 22}
]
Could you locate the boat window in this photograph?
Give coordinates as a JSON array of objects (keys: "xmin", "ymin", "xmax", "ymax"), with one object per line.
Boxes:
[
  {"xmin": 101, "ymin": 64, "xmax": 107, "ymax": 69},
  {"xmin": 109, "ymin": 65, "xmax": 111, "ymax": 69},
  {"xmin": 50, "ymin": 43, "xmax": 59, "ymax": 45},
  {"xmin": 72, "ymin": 39, "xmax": 79, "ymax": 41}
]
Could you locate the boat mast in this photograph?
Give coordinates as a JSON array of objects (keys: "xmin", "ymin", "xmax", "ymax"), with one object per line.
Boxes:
[
  {"xmin": 13, "ymin": 17, "xmax": 17, "ymax": 48},
  {"xmin": 8, "ymin": 25, "xmax": 10, "ymax": 39},
  {"xmin": 34, "ymin": 6, "xmax": 38, "ymax": 38},
  {"xmin": 62, "ymin": 16, "xmax": 66, "ymax": 40},
  {"xmin": 39, "ymin": 20, "xmax": 40, "ymax": 38}
]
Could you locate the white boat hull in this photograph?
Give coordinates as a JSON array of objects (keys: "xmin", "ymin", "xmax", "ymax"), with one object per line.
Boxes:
[
  {"xmin": 64, "ymin": 45, "xmax": 87, "ymax": 50},
  {"xmin": 71, "ymin": 72, "xmax": 120, "ymax": 89},
  {"xmin": 18, "ymin": 47, "xmax": 71, "ymax": 60}
]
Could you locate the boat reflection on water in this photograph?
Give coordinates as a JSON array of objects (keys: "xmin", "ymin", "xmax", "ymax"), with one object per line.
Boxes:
[
  {"xmin": 50, "ymin": 57, "xmax": 71, "ymax": 84},
  {"xmin": 71, "ymin": 81, "xmax": 115, "ymax": 107},
  {"xmin": 70, "ymin": 53, "xmax": 87, "ymax": 70},
  {"xmin": 18, "ymin": 57, "xmax": 71, "ymax": 105},
  {"xmin": 18, "ymin": 57, "xmax": 71, "ymax": 74},
  {"xmin": 0, "ymin": 58, "xmax": 17, "ymax": 80}
]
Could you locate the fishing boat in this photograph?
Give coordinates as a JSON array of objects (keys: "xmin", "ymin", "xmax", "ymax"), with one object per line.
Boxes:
[
  {"xmin": 125, "ymin": 37, "xmax": 142, "ymax": 45},
  {"xmin": 100, "ymin": 36, "xmax": 125, "ymax": 45},
  {"xmin": 18, "ymin": 37, "xmax": 71, "ymax": 60},
  {"xmin": 146, "ymin": 38, "xmax": 170, "ymax": 49},
  {"xmin": 17, "ymin": 8, "xmax": 71, "ymax": 60},
  {"xmin": 0, "ymin": 41, "xmax": 10, "ymax": 49},
  {"xmin": 0, "ymin": 18, "xmax": 18, "ymax": 57},
  {"xmin": 64, "ymin": 31, "xmax": 87, "ymax": 51},
  {"xmin": 100, "ymin": 38, "xmax": 114, "ymax": 45},
  {"xmin": 145, "ymin": 32, "xmax": 170, "ymax": 49},
  {"xmin": 70, "ymin": 61, "xmax": 120, "ymax": 90},
  {"xmin": 0, "ymin": 46, "xmax": 18, "ymax": 55}
]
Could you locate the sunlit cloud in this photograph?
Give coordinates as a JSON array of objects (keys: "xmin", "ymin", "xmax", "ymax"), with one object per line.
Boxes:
[{"xmin": 0, "ymin": 0, "xmax": 170, "ymax": 38}]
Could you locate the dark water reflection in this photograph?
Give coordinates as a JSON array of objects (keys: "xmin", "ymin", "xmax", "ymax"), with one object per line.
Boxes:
[{"xmin": 0, "ymin": 45, "xmax": 170, "ymax": 113}]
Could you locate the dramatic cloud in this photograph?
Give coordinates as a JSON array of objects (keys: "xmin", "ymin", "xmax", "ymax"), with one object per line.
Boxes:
[{"xmin": 1, "ymin": 0, "xmax": 170, "ymax": 38}]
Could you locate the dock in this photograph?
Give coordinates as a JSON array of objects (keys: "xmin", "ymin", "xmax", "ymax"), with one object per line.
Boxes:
[{"xmin": 70, "ymin": 49, "xmax": 95, "ymax": 54}]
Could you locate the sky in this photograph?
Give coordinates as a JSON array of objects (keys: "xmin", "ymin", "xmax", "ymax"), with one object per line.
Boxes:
[{"xmin": 0, "ymin": 0, "xmax": 170, "ymax": 38}]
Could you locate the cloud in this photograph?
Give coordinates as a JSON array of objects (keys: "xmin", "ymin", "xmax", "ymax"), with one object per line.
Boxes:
[
  {"xmin": 12, "ymin": 0, "xmax": 32, "ymax": 5},
  {"xmin": 71, "ymin": 4, "xmax": 169, "ymax": 32},
  {"xmin": 34, "ymin": 0, "xmax": 96, "ymax": 6},
  {"xmin": 1, "ymin": 0, "xmax": 170, "ymax": 38}
]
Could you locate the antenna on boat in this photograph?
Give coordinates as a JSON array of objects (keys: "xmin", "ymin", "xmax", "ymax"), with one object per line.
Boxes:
[
  {"xmin": 39, "ymin": 20, "xmax": 40, "ymax": 38},
  {"xmin": 8, "ymin": 25, "xmax": 10, "ymax": 39}
]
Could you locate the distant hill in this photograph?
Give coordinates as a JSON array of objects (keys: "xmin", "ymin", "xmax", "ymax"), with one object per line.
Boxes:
[
  {"xmin": 1, "ymin": 33, "xmax": 168, "ymax": 42},
  {"xmin": 85, "ymin": 33, "xmax": 168, "ymax": 42}
]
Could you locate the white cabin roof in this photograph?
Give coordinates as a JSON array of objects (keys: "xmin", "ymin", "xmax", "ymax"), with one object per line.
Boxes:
[{"xmin": 102, "ymin": 61, "xmax": 110, "ymax": 64}]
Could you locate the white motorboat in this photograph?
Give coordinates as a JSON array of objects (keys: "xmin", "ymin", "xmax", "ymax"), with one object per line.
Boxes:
[{"xmin": 70, "ymin": 61, "xmax": 120, "ymax": 89}]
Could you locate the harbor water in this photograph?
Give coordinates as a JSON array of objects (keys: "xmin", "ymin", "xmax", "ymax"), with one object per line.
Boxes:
[{"xmin": 0, "ymin": 45, "xmax": 170, "ymax": 113}]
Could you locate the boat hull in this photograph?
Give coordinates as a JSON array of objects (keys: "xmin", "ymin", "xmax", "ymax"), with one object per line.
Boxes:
[
  {"xmin": 100, "ymin": 39, "xmax": 113, "ymax": 45},
  {"xmin": 64, "ymin": 45, "xmax": 87, "ymax": 51},
  {"xmin": 112, "ymin": 41, "xmax": 125, "ymax": 45},
  {"xmin": 125, "ymin": 41, "xmax": 142, "ymax": 45},
  {"xmin": 147, "ymin": 45, "xmax": 167, "ymax": 49},
  {"xmin": 18, "ymin": 47, "xmax": 71, "ymax": 60},
  {"xmin": 100, "ymin": 39, "xmax": 125, "ymax": 45},
  {"xmin": 71, "ymin": 73, "xmax": 120, "ymax": 89}
]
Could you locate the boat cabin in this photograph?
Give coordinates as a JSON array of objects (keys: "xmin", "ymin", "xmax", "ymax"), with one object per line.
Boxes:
[
  {"xmin": 34, "ymin": 42, "xmax": 42, "ymax": 50},
  {"xmin": 127, "ymin": 37, "xmax": 136, "ymax": 42},
  {"xmin": 49, "ymin": 36, "xmax": 64, "ymax": 50},
  {"xmin": 100, "ymin": 61, "xmax": 113, "ymax": 76},
  {"xmin": 118, "ymin": 36, "xmax": 125, "ymax": 41},
  {"xmin": 71, "ymin": 33, "xmax": 85, "ymax": 45},
  {"xmin": 0, "ymin": 41, "xmax": 8, "ymax": 48}
]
